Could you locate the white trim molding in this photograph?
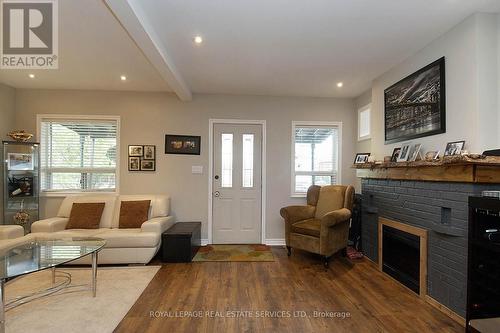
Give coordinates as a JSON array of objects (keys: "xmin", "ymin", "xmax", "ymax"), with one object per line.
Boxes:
[
  {"xmin": 357, "ymin": 103, "xmax": 372, "ymax": 141},
  {"xmin": 290, "ymin": 121, "xmax": 343, "ymax": 197},
  {"xmin": 208, "ymin": 119, "xmax": 267, "ymax": 245},
  {"xmin": 264, "ymin": 239, "xmax": 286, "ymax": 246},
  {"xmin": 36, "ymin": 114, "xmax": 121, "ymax": 195}
]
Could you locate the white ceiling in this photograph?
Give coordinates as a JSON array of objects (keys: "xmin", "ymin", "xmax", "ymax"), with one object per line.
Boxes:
[
  {"xmin": 0, "ymin": 0, "xmax": 171, "ymax": 92},
  {"xmin": 1, "ymin": 0, "xmax": 500, "ymax": 99}
]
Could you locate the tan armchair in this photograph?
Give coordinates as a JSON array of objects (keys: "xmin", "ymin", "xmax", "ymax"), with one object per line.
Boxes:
[{"xmin": 280, "ymin": 185, "xmax": 355, "ymax": 267}]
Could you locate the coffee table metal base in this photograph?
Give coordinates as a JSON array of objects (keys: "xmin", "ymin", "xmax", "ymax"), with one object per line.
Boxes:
[{"xmin": 0, "ymin": 251, "xmax": 100, "ymax": 333}]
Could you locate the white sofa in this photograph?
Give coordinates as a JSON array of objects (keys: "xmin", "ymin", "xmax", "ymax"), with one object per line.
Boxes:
[{"xmin": 31, "ymin": 194, "xmax": 175, "ymax": 264}]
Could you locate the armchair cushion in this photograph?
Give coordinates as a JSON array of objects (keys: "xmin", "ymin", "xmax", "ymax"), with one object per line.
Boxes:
[
  {"xmin": 291, "ymin": 219, "xmax": 320, "ymax": 237},
  {"xmin": 280, "ymin": 205, "xmax": 315, "ymax": 224},
  {"xmin": 321, "ymin": 208, "xmax": 352, "ymax": 227},
  {"xmin": 315, "ymin": 186, "xmax": 346, "ymax": 219}
]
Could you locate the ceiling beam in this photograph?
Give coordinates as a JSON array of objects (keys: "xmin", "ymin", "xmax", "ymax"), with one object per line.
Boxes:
[{"xmin": 104, "ymin": 0, "xmax": 192, "ymax": 101}]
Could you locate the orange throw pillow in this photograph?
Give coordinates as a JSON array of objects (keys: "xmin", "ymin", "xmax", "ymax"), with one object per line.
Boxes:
[
  {"xmin": 66, "ymin": 203, "xmax": 105, "ymax": 229},
  {"xmin": 119, "ymin": 200, "xmax": 151, "ymax": 228}
]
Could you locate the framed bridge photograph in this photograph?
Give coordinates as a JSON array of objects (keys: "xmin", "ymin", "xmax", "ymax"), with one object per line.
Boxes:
[{"xmin": 384, "ymin": 57, "xmax": 446, "ymax": 144}]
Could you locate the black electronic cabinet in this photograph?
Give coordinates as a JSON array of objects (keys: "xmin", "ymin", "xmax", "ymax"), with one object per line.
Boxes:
[{"xmin": 467, "ymin": 197, "xmax": 500, "ymax": 332}]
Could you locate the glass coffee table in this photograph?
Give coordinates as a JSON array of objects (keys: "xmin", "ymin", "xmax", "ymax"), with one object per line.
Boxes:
[{"xmin": 0, "ymin": 237, "xmax": 106, "ymax": 333}]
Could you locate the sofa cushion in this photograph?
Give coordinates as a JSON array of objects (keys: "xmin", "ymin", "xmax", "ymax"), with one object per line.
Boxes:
[
  {"xmin": 58, "ymin": 195, "xmax": 117, "ymax": 228},
  {"xmin": 66, "ymin": 203, "xmax": 105, "ymax": 229},
  {"xmin": 95, "ymin": 229, "xmax": 160, "ymax": 248},
  {"xmin": 49, "ymin": 228, "xmax": 109, "ymax": 238},
  {"xmin": 119, "ymin": 200, "xmax": 151, "ymax": 228},
  {"xmin": 315, "ymin": 186, "xmax": 346, "ymax": 219},
  {"xmin": 291, "ymin": 218, "xmax": 321, "ymax": 237},
  {"xmin": 111, "ymin": 195, "xmax": 170, "ymax": 228}
]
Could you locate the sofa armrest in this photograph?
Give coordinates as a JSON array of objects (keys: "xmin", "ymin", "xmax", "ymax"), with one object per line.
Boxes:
[
  {"xmin": 141, "ymin": 216, "xmax": 175, "ymax": 234},
  {"xmin": 321, "ymin": 208, "xmax": 352, "ymax": 228},
  {"xmin": 31, "ymin": 217, "xmax": 69, "ymax": 233},
  {"xmin": 280, "ymin": 205, "xmax": 316, "ymax": 224},
  {"xmin": 0, "ymin": 225, "xmax": 25, "ymax": 240}
]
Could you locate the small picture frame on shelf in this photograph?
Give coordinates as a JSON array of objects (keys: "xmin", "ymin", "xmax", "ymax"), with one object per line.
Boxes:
[
  {"xmin": 128, "ymin": 145, "xmax": 144, "ymax": 157},
  {"xmin": 128, "ymin": 157, "xmax": 140, "ymax": 171},
  {"xmin": 7, "ymin": 153, "xmax": 34, "ymax": 171},
  {"xmin": 444, "ymin": 141, "xmax": 465, "ymax": 156},
  {"xmin": 390, "ymin": 148, "xmax": 401, "ymax": 162},
  {"xmin": 143, "ymin": 145, "xmax": 155, "ymax": 160},
  {"xmin": 140, "ymin": 160, "xmax": 155, "ymax": 171},
  {"xmin": 354, "ymin": 153, "xmax": 370, "ymax": 164},
  {"xmin": 397, "ymin": 143, "xmax": 412, "ymax": 162},
  {"xmin": 409, "ymin": 143, "xmax": 422, "ymax": 162}
]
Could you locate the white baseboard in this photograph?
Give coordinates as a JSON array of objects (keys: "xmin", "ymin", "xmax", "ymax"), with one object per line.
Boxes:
[
  {"xmin": 200, "ymin": 239, "xmax": 285, "ymax": 246},
  {"xmin": 264, "ymin": 238, "xmax": 286, "ymax": 246}
]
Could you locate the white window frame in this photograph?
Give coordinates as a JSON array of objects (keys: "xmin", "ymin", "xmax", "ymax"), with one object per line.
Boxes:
[
  {"xmin": 36, "ymin": 114, "xmax": 121, "ymax": 197},
  {"xmin": 291, "ymin": 121, "xmax": 342, "ymax": 197},
  {"xmin": 358, "ymin": 103, "xmax": 371, "ymax": 141}
]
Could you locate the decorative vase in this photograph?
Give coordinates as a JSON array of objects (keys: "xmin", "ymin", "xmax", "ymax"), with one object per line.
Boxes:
[{"xmin": 13, "ymin": 200, "xmax": 30, "ymax": 232}]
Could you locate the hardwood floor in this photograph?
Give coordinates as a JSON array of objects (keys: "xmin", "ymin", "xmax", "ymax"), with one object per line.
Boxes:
[{"xmin": 115, "ymin": 247, "xmax": 463, "ymax": 333}]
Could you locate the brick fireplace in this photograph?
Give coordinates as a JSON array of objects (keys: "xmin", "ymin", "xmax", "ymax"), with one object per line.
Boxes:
[{"xmin": 360, "ymin": 177, "xmax": 500, "ymax": 318}]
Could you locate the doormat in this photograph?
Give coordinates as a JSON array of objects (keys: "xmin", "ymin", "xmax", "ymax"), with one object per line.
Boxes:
[{"xmin": 192, "ymin": 244, "xmax": 274, "ymax": 262}]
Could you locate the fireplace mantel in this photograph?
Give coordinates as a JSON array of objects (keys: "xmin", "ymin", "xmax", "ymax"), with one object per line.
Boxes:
[{"xmin": 354, "ymin": 157, "xmax": 500, "ymax": 183}]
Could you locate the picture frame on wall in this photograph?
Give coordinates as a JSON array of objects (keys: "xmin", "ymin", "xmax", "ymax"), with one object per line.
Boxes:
[
  {"xmin": 143, "ymin": 145, "xmax": 155, "ymax": 160},
  {"xmin": 128, "ymin": 157, "xmax": 140, "ymax": 171},
  {"xmin": 128, "ymin": 145, "xmax": 144, "ymax": 157},
  {"xmin": 128, "ymin": 144, "xmax": 156, "ymax": 172},
  {"xmin": 384, "ymin": 57, "xmax": 446, "ymax": 144},
  {"xmin": 140, "ymin": 160, "xmax": 155, "ymax": 171},
  {"xmin": 165, "ymin": 135, "xmax": 201, "ymax": 155}
]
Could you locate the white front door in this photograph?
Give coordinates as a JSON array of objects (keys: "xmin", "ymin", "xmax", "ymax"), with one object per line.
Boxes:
[{"xmin": 212, "ymin": 123, "xmax": 262, "ymax": 244}]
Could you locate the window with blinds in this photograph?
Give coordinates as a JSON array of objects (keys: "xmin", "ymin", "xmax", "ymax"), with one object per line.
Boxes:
[
  {"xmin": 39, "ymin": 116, "xmax": 119, "ymax": 193},
  {"xmin": 292, "ymin": 122, "xmax": 340, "ymax": 195}
]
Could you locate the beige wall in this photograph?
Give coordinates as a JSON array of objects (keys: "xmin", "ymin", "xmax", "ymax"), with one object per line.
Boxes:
[
  {"xmin": 370, "ymin": 13, "xmax": 499, "ymax": 159},
  {"xmin": 14, "ymin": 89, "xmax": 357, "ymax": 241},
  {"xmin": 0, "ymin": 84, "xmax": 16, "ymax": 221},
  {"xmin": 354, "ymin": 89, "xmax": 372, "ymax": 192}
]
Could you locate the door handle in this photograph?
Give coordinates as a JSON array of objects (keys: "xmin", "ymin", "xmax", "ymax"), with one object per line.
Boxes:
[
  {"xmin": 214, "ymin": 191, "xmax": 220, "ymax": 197},
  {"xmin": 215, "ymin": 175, "xmax": 219, "ymax": 180}
]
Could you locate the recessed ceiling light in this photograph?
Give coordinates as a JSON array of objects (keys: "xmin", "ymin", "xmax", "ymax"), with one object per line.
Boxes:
[
  {"xmin": 120, "ymin": 75, "xmax": 127, "ymax": 81},
  {"xmin": 193, "ymin": 35, "xmax": 203, "ymax": 44},
  {"xmin": 337, "ymin": 82, "xmax": 343, "ymax": 88},
  {"xmin": 28, "ymin": 74, "xmax": 35, "ymax": 79}
]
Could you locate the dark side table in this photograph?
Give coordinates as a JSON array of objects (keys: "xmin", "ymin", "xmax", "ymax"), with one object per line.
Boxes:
[{"xmin": 161, "ymin": 222, "xmax": 201, "ymax": 262}]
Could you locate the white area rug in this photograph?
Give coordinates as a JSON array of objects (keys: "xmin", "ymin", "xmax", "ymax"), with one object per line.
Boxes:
[{"xmin": 5, "ymin": 266, "xmax": 160, "ymax": 333}]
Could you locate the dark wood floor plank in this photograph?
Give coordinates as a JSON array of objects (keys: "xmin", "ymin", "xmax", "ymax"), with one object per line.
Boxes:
[{"xmin": 114, "ymin": 247, "xmax": 463, "ymax": 333}]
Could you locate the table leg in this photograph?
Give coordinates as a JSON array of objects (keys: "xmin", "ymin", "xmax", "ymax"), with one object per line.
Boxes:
[
  {"xmin": 0, "ymin": 279, "xmax": 5, "ymax": 333},
  {"xmin": 51, "ymin": 267, "xmax": 56, "ymax": 285},
  {"xmin": 91, "ymin": 251, "xmax": 98, "ymax": 297}
]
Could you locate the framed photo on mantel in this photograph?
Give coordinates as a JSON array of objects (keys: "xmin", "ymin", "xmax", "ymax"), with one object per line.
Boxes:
[{"xmin": 384, "ymin": 57, "xmax": 446, "ymax": 144}]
